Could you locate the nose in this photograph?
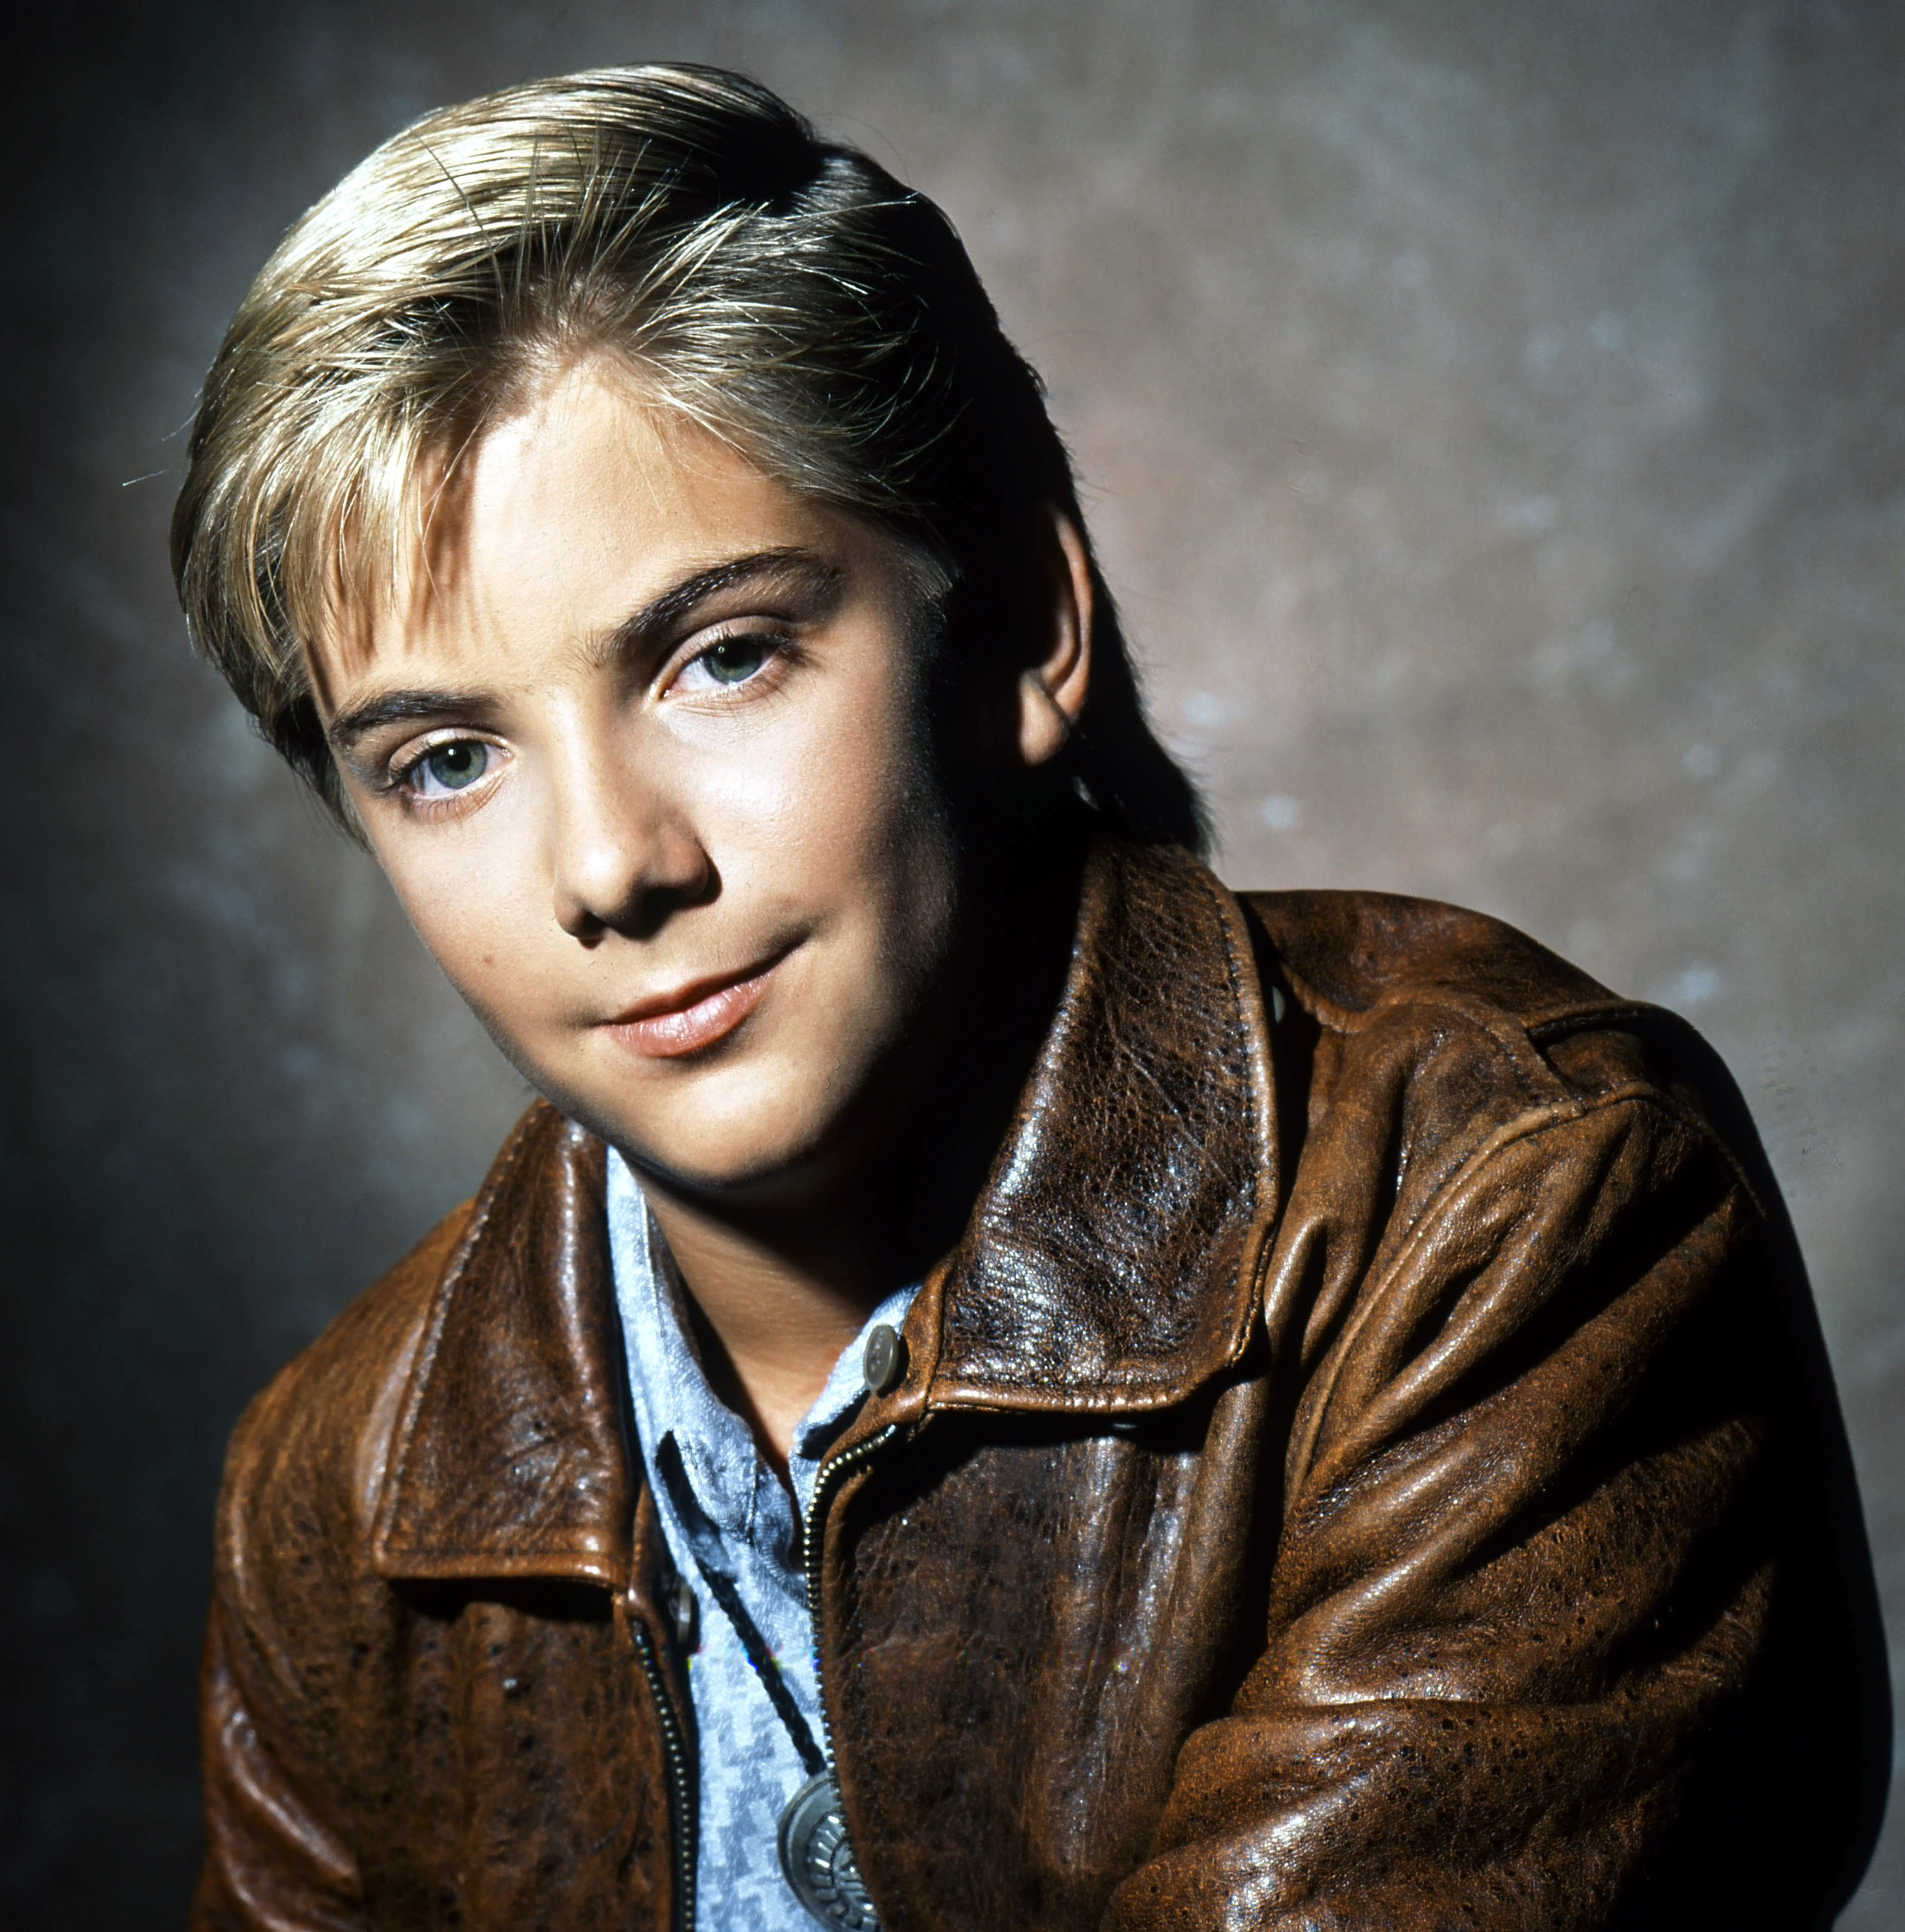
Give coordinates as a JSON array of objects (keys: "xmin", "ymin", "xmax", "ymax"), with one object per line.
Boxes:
[{"xmin": 549, "ymin": 738, "xmax": 713, "ymax": 941}]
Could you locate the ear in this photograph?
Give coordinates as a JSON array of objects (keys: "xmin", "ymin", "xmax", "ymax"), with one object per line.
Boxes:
[{"xmin": 1013, "ymin": 505, "xmax": 1094, "ymax": 768}]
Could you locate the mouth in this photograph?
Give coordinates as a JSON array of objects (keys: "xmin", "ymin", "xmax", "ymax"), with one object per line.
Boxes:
[{"xmin": 600, "ymin": 948, "xmax": 793, "ymax": 1060}]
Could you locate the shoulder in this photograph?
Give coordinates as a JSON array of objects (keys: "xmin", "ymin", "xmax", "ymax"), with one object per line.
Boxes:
[
  {"xmin": 196, "ymin": 1181, "xmax": 487, "ymax": 1780},
  {"xmin": 222, "ymin": 1190, "xmax": 475, "ymax": 1537},
  {"xmin": 1235, "ymin": 885, "xmax": 1768, "ymax": 1220},
  {"xmin": 212, "ymin": 1104, "xmax": 568, "ymax": 1617},
  {"xmin": 212, "ymin": 1101, "xmax": 601, "ymax": 1623},
  {"xmin": 1239, "ymin": 886, "xmax": 1624, "ymax": 1036},
  {"xmin": 219, "ymin": 1103, "xmax": 581, "ymax": 1548},
  {"xmin": 214, "ymin": 1192, "xmax": 478, "ymax": 1616}
]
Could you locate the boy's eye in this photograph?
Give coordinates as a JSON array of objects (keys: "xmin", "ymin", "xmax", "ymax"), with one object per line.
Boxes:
[
  {"xmin": 693, "ymin": 636, "xmax": 770, "ymax": 686},
  {"xmin": 415, "ymin": 741, "xmax": 489, "ymax": 793}
]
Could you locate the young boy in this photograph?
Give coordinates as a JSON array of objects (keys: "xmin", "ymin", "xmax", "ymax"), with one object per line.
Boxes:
[{"xmin": 174, "ymin": 65, "xmax": 1882, "ymax": 1932}]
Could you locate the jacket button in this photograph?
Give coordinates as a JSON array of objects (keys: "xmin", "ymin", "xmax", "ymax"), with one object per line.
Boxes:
[{"xmin": 862, "ymin": 1323, "xmax": 906, "ymax": 1395}]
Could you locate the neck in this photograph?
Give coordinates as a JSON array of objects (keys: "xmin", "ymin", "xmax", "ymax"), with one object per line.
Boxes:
[
  {"xmin": 638, "ymin": 831, "xmax": 1087, "ymax": 1472},
  {"xmin": 638, "ymin": 1190, "xmax": 885, "ymax": 1475}
]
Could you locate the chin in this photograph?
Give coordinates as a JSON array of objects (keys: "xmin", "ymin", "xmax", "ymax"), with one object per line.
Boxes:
[{"xmin": 571, "ymin": 1054, "xmax": 862, "ymax": 1200}]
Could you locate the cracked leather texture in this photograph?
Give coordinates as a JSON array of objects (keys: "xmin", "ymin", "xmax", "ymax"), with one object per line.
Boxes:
[{"xmin": 191, "ymin": 840, "xmax": 1883, "ymax": 1931}]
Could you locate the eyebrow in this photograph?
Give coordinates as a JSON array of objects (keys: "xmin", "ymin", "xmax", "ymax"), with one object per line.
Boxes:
[
  {"xmin": 325, "ymin": 546, "xmax": 845, "ymax": 756},
  {"xmin": 325, "ymin": 686, "xmax": 495, "ymax": 757},
  {"xmin": 580, "ymin": 546, "xmax": 845, "ymax": 672}
]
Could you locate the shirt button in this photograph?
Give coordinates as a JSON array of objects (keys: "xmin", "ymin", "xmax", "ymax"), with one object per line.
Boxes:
[
  {"xmin": 668, "ymin": 1577, "xmax": 698, "ymax": 1652},
  {"xmin": 862, "ymin": 1323, "xmax": 906, "ymax": 1395}
]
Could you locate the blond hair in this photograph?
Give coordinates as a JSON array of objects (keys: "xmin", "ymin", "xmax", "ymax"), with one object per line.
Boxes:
[{"xmin": 172, "ymin": 64, "xmax": 1206, "ymax": 849}]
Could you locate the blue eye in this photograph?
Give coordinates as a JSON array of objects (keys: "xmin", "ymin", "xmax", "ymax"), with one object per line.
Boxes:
[
  {"xmin": 420, "ymin": 742, "xmax": 488, "ymax": 792},
  {"xmin": 700, "ymin": 637, "xmax": 769, "ymax": 684}
]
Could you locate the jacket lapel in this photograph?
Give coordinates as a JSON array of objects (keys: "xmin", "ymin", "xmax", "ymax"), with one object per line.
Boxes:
[
  {"xmin": 371, "ymin": 1105, "xmax": 632, "ymax": 1585},
  {"xmin": 369, "ymin": 841, "xmax": 1278, "ymax": 1582},
  {"xmin": 921, "ymin": 840, "xmax": 1278, "ymax": 1415}
]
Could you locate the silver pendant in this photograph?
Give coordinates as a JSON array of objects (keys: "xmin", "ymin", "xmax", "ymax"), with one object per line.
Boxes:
[{"xmin": 778, "ymin": 1769, "xmax": 880, "ymax": 1929}]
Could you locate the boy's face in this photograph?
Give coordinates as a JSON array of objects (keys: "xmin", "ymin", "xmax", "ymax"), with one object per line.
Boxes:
[{"xmin": 309, "ymin": 355, "xmax": 965, "ymax": 1195}]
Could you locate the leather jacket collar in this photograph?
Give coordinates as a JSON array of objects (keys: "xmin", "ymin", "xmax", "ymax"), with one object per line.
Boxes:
[{"xmin": 367, "ymin": 841, "xmax": 1278, "ymax": 1588}]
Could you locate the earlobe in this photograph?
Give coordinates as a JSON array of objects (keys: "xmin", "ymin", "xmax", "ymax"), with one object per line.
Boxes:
[{"xmin": 1015, "ymin": 507, "xmax": 1094, "ymax": 769}]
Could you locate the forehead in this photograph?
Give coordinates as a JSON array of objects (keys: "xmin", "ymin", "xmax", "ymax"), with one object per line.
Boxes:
[{"xmin": 308, "ymin": 356, "xmax": 862, "ymax": 704}]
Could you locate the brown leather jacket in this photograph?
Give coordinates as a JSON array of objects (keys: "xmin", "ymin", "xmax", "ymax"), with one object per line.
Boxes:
[{"xmin": 193, "ymin": 842, "xmax": 1883, "ymax": 1930}]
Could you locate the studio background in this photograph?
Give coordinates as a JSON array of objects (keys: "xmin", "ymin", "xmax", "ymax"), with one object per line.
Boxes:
[{"xmin": 4, "ymin": 2, "xmax": 1900, "ymax": 1923}]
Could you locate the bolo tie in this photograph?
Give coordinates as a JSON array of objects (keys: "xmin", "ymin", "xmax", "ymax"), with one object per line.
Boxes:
[{"xmin": 690, "ymin": 1555, "xmax": 881, "ymax": 1930}]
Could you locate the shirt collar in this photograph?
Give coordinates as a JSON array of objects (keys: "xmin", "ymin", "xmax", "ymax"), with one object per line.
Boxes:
[{"xmin": 605, "ymin": 1148, "xmax": 919, "ymax": 1537}]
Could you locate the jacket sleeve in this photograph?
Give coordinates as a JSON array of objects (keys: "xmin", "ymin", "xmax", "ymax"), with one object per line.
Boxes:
[
  {"xmin": 190, "ymin": 1385, "xmax": 367, "ymax": 1932},
  {"xmin": 1105, "ymin": 1079, "xmax": 1853, "ymax": 1930}
]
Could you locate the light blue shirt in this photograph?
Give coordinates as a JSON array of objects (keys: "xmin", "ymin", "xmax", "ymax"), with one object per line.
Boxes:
[{"xmin": 606, "ymin": 1150, "xmax": 917, "ymax": 1932}]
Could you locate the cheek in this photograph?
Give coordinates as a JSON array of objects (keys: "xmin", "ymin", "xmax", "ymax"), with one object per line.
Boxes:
[
  {"xmin": 701, "ymin": 660, "xmax": 953, "ymax": 929},
  {"xmin": 370, "ymin": 816, "xmax": 554, "ymax": 1021}
]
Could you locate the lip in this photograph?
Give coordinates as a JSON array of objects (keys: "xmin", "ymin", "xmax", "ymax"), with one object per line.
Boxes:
[{"xmin": 600, "ymin": 950, "xmax": 790, "ymax": 1060}]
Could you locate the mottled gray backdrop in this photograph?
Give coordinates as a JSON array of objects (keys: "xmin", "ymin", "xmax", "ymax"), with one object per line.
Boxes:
[{"xmin": 3, "ymin": 2, "xmax": 1899, "ymax": 1922}]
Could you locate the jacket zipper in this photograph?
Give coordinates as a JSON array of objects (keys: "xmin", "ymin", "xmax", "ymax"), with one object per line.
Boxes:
[
  {"xmin": 632, "ymin": 1422, "xmax": 895, "ymax": 1932},
  {"xmin": 632, "ymin": 1621, "xmax": 696, "ymax": 1932},
  {"xmin": 800, "ymin": 1425, "xmax": 900, "ymax": 1775}
]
